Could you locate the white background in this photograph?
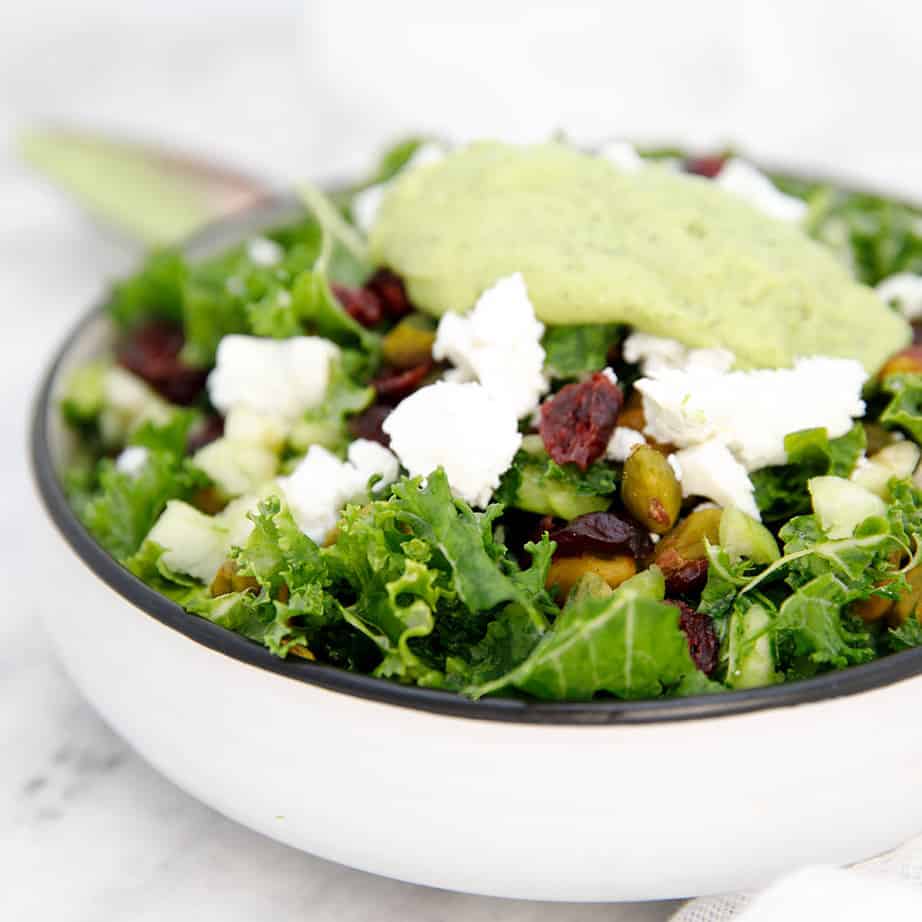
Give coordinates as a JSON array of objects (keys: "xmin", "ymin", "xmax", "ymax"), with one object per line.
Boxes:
[{"xmin": 2, "ymin": 2, "xmax": 922, "ymax": 919}]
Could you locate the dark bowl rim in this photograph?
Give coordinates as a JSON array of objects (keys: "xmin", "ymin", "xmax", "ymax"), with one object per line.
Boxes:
[{"xmin": 30, "ymin": 184, "xmax": 922, "ymax": 727}]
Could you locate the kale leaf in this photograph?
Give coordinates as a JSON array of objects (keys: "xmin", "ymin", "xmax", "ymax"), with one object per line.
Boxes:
[
  {"xmin": 542, "ymin": 324, "xmax": 621, "ymax": 379},
  {"xmin": 751, "ymin": 424, "xmax": 866, "ymax": 521},
  {"xmin": 468, "ymin": 568, "xmax": 703, "ymax": 701},
  {"xmin": 77, "ymin": 428, "xmax": 208, "ymax": 560},
  {"xmin": 881, "ymin": 374, "xmax": 922, "ymax": 444}
]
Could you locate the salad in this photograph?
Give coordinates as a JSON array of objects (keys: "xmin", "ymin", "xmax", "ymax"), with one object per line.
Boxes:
[{"xmin": 60, "ymin": 139, "xmax": 922, "ymax": 702}]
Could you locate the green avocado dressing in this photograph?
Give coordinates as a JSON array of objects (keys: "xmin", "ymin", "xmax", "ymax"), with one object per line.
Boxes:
[{"xmin": 369, "ymin": 142, "xmax": 909, "ymax": 372}]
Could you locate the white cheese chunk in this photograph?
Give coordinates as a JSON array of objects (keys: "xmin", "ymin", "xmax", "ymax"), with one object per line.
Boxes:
[
  {"xmin": 115, "ymin": 445, "xmax": 149, "ymax": 477},
  {"xmin": 382, "ymin": 381, "xmax": 521, "ymax": 508},
  {"xmin": 622, "ymin": 332, "xmax": 735, "ymax": 377},
  {"xmin": 207, "ymin": 335, "xmax": 339, "ymax": 421},
  {"xmin": 598, "ymin": 140, "xmax": 645, "ymax": 172},
  {"xmin": 351, "ymin": 184, "xmax": 386, "ymax": 237},
  {"xmin": 352, "ymin": 142, "xmax": 446, "ymax": 233},
  {"xmin": 636, "ymin": 356, "xmax": 867, "ymax": 471},
  {"xmin": 433, "ymin": 272, "xmax": 548, "ymax": 419},
  {"xmin": 876, "ymin": 272, "xmax": 922, "ymax": 320},
  {"xmin": 667, "ymin": 454, "xmax": 684, "ymax": 482},
  {"xmin": 347, "ymin": 438, "xmax": 400, "ymax": 492},
  {"xmin": 246, "ymin": 236, "xmax": 284, "ymax": 267},
  {"xmin": 606, "ymin": 426, "xmax": 646, "ymax": 462},
  {"xmin": 673, "ymin": 439, "xmax": 760, "ymax": 520},
  {"xmin": 279, "ymin": 440, "xmax": 399, "ymax": 542},
  {"xmin": 715, "ymin": 158, "xmax": 808, "ymax": 223}
]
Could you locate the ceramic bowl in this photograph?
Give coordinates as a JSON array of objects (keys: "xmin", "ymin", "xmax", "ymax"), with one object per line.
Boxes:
[{"xmin": 31, "ymin": 195, "xmax": 922, "ymax": 902}]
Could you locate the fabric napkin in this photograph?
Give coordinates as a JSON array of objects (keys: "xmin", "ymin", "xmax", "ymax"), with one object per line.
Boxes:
[{"xmin": 671, "ymin": 836, "xmax": 922, "ymax": 920}]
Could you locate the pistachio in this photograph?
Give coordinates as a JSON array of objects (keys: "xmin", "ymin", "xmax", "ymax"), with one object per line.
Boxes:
[
  {"xmin": 546, "ymin": 554, "xmax": 636, "ymax": 596},
  {"xmin": 879, "ymin": 345, "xmax": 922, "ymax": 381},
  {"xmin": 654, "ymin": 507, "xmax": 722, "ymax": 594},
  {"xmin": 621, "ymin": 444, "xmax": 682, "ymax": 534},
  {"xmin": 381, "ymin": 315, "xmax": 436, "ymax": 369},
  {"xmin": 210, "ymin": 559, "xmax": 259, "ymax": 597},
  {"xmin": 891, "ymin": 564, "xmax": 922, "ymax": 625}
]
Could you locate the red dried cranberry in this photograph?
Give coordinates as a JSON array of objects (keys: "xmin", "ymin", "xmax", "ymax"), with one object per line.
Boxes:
[
  {"xmin": 117, "ymin": 320, "xmax": 208, "ymax": 405},
  {"xmin": 331, "ymin": 284, "xmax": 384, "ymax": 328},
  {"xmin": 548, "ymin": 512, "xmax": 653, "ymax": 560},
  {"xmin": 539, "ymin": 373, "xmax": 623, "ymax": 470},
  {"xmin": 372, "ymin": 360, "xmax": 433, "ymax": 404},
  {"xmin": 348, "ymin": 404, "xmax": 392, "ymax": 447},
  {"xmin": 685, "ymin": 154, "xmax": 727, "ymax": 179},
  {"xmin": 366, "ymin": 268, "xmax": 411, "ymax": 320},
  {"xmin": 187, "ymin": 413, "xmax": 224, "ymax": 453},
  {"xmin": 669, "ymin": 600, "xmax": 719, "ymax": 676},
  {"xmin": 659, "ymin": 554, "xmax": 710, "ymax": 597}
]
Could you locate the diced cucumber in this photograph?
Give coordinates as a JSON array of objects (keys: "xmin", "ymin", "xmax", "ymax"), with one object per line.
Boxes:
[
  {"xmin": 850, "ymin": 441, "xmax": 921, "ymax": 499},
  {"xmin": 223, "ymin": 406, "xmax": 287, "ymax": 451},
  {"xmin": 808, "ymin": 475, "xmax": 887, "ymax": 539},
  {"xmin": 98, "ymin": 366, "xmax": 175, "ymax": 446},
  {"xmin": 515, "ymin": 465, "xmax": 610, "ymax": 519},
  {"xmin": 718, "ymin": 506, "xmax": 780, "ymax": 564},
  {"xmin": 565, "ymin": 572, "xmax": 614, "ymax": 607},
  {"xmin": 60, "ymin": 361, "xmax": 107, "ymax": 424},
  {"xmin": 726, "ymin": 602, "xmax": 778, "ymax": 690},
  {"xmin": 288, "ymin": 418, "xmax": 345, "ymax": 453},
  {"xmin": 146, "ymin": 500, "xmax": 229, "ymax": 583},
  {"xmin": 194, "ymin": 437, "xmax": 278, "ymax": 497},
  {"xmin": 215, "ymin": 482, "xmax": 281, "ymax": 549}
]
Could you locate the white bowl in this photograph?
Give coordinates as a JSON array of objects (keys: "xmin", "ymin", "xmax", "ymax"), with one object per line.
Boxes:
[{"xmin": 31, "ymin": 196, "xmax": 922, "ymax": 902}]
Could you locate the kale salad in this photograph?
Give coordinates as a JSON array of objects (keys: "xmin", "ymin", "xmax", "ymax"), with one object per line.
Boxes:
[{"xmin": 60, "ymin": 138, "xmax": 922, "ymax": 701}]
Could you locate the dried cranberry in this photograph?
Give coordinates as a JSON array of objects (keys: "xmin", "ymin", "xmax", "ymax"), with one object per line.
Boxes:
[
  {"xmin": 685, "ymin": 154, "xmax": 727, "ymax": 179},
  {"xmin": 669, "ymin": 600, "xmax": 719, "ymax": 676},
  {"xmin": 372, "ymin": 360, "xmax": 433, "ymax": 404},
  {"xmin": 539, "ymin": 373, "xmax": 623, "ymax": 470},
  {"xmin": 348, "ymin": 404, "xmax": 392, "ymax": 447},
  {"xmin": 332, "ymin": 284, "xmax": 383, "ymax": 328},
  {"xmin": 658, "ymin": 553, "xmax": 710, "ymax": 597},
  {"xmin": 366, "ymin": 268, "xmax": 411, "ymax": 320},
  {"xmin": 117, "ymin": 320, "xmax": 208, "ymax": 405},
  {"xmin": 187, "ymin": 413, "xmax": 224, "ymax": 453},
  {"xmin": 548, "ymin": 512, "xmax": 653, "ymax": 560}
]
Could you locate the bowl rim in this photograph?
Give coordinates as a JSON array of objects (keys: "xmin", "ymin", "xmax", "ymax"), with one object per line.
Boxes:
[{"xmin": 30, "ymin": 189, "xmax": 922, "ymax": 726}]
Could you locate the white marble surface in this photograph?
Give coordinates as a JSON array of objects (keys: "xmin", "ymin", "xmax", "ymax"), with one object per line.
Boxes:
[{"xmin": 4, "ymin": 2, "xmax": 922, "ymax": 919}]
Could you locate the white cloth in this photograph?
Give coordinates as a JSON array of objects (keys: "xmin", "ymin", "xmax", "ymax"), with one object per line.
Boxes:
[{"xmin": 672, "ymin": 837, "xmax": 922, "ymax": 921}]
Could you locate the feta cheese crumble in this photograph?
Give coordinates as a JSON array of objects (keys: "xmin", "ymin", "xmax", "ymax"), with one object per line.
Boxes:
[
  {"xmin": 636, "ymin": 356, "xmax": 868, "ymax": 471},
  {"xmin": 606, "ymin": 426, "xmax": 646, "ymax": 462},
  {"xmin": 246, "ymin": 236, "xmax": 284, "ymax": 267},
  {"xmin": 433, "ymin": 273, "xmax": 548, "ymax": 419},
  {"xmin": 352, "ymin": 142, "xmax": 446, "ymax": 233},
  {"xmin": 876, "ymin": 272, "xmax": 922, "ymax": 320},
  {"xmin": 279, "ymin": 439, "xmax": 399, "ymax": 542},
  {"xmin": 207, "ymin": 335, "xmax": 339, "ymax": 421},
  {"xmin": 115, "ymin": 445, "xmax": 149, "ymax": 477},
  {"xmin": 672, "ymin": 439, "xmax": 760, "ymax": 520},
  {"xmin": 382, "ymin": 381, "xmax": 522, "ymax": 508},
  {"xmin": 622, "ymin": 332, "xmax": 734, "ymax": 377},
  {"xmin": 714, "ymin": 158, "xmax": 808, "ymax": 223}
]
